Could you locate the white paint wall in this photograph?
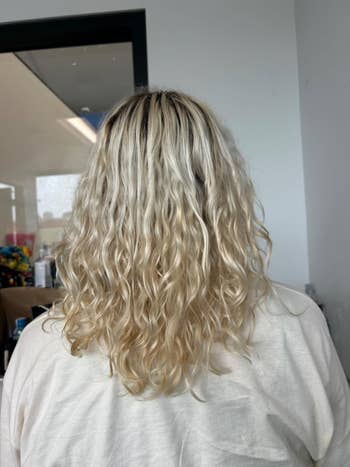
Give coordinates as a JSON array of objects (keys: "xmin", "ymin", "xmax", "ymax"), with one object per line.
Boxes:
[
  {"xmin": 0, "ymin": 0, "xmax": 309, "ymax": 290},
  {"xmin": 295, "ymin": 0, "xmax": 350, "ymax": 377}
]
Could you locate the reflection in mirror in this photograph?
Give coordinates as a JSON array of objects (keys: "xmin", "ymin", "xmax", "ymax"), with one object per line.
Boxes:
[
  {"xmin": 36, "ymin": 174, "xmax": 81, "ymax": 247},
  {"xmin": 0, "ymin": 42, "xmax": 134, "ymax": 286}
]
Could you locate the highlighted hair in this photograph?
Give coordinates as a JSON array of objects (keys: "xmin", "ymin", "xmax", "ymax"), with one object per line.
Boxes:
[{"xmin": 44, "ymin": 90, "xmax": 273, "ymax": 400}]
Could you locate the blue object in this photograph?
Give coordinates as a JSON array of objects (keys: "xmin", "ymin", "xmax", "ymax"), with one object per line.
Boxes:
[
  {"xmin": 80, "ymin": 111, "xmax": 107, "ymax": 130},
  {"xmin": 12, "ymin": 317, "xmax": 29, "ymax": 341}
]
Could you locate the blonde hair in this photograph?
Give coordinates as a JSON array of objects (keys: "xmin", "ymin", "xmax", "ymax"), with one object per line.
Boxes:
[{"xmin": 44, "ymin": 89, "xmax": 273, "ymax": 401}]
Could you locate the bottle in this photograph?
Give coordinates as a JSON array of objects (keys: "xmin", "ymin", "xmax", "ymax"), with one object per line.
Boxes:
[
  {"xmin": 53, "ymin": 270, "xmax": 62, "ymax": 288},
  {"xmin": 43, "ymin": 244, "xmax": 56, "ymax": 287},
  {"xmin": 34, "ymin": 245, "xmax": 52, "ymax": 287}
]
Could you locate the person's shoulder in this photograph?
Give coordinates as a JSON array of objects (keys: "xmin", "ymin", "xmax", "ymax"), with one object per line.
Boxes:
[
  {"xmin": 263, "ymin": 281, "xmax": 333, "ymax": 357},
  {"xmin": 267, "ymin": 281, "xmax": 327, "ymax": 327},
  {"xmin": 3, "ymin": 309, "xmax": 66, "ymax": 395},
  {"xmin": 17, "ymin": 308, "xmax": 64, "ymax": 350}
]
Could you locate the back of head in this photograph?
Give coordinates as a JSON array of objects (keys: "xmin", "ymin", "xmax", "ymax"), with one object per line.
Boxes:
[{"xmin": 51, "ymin": 89, "xmax": 273, "ymax": 400}]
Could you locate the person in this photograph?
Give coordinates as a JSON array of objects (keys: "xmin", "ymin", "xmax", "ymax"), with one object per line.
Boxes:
[{"xmin": 0, "ymin": 90, "xmax": 349, "ymax": 466}]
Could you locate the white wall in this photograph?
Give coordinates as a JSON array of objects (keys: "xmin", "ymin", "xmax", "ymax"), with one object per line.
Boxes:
[
  {"xmin": 295, "ymin": 0, "xmax": 350, "ymax": 376},
  {"xmin": 0, "ymin": 0, "xmax": 309, "ymax": 290}
]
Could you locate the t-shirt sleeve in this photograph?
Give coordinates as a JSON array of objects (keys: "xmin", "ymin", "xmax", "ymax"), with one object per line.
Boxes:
[
  {"xmin": 0, "ymin": 387, "xmax": 21, "ymax": 466},
  {"xmin": 0, "ymin": 321, "xmax": 37, "ymax": 467},
  {"xmin": 312, "ymin": 304, "xmax": 350, "ymax": 466}
]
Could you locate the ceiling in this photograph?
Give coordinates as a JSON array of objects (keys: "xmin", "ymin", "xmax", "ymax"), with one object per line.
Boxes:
[
  {"xmin": 0, "ymin": 52, "xmax": 90, "ymax": 184},
  {"xmin": 16, "ymin": 42, "xmax": 134, "ymax": 128},
  {"xmin": 0, "ymin": 43, "xmax": 134, "ymax": 185}
]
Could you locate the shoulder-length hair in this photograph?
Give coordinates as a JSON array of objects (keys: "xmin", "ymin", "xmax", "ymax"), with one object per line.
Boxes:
[{"xmin": 44, "ymin": 89, "xmax": 273, "ymax": 401}]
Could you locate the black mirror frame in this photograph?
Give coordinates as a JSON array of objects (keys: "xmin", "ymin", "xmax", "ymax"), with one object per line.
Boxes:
[{"xmin": 0, "ymin": 9, "xmax": 148, "ymax": 89}]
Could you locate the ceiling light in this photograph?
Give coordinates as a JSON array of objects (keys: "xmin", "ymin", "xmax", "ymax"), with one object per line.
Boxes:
[{"xmin": 64, "ymin": 117, "xmax": 96, "ymax": 143}]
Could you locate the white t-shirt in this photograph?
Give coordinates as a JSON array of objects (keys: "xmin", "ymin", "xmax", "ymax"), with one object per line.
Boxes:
[{"xmin": 1, "ymin": 282, "xmax": 349, "ymax": 466}]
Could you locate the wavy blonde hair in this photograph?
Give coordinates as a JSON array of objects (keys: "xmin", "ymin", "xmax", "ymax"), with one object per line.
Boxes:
[{"xmin": 44, "ymin": 89, "xmax": 273, "ymax": 401}]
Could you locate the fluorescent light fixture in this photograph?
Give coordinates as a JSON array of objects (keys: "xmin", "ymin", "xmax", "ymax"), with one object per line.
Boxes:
[{"xmin": 64, "ymin": 117, "xmax": 97, "ymax": 143}]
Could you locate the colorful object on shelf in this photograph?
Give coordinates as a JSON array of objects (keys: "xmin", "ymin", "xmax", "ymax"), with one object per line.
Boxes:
[
  {"xmin": 0, "ymin": 245, "xmax": 34, "ymax": 288},
  {"xmin": 5, "ymin": 233, "xmax": 35, "ymax": 257}
]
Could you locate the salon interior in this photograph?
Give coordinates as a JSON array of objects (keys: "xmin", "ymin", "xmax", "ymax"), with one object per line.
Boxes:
[{"xmin": 0, "ymin": 0, "xmax": 349, "ymax": 397}]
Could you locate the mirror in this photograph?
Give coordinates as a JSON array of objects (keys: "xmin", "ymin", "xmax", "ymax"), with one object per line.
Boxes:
[
  {"xmin": 0, "ymin": 10, "xmax": 147, "ymax": 285},
  {"xmin": 0, "ymin": 42, "xmax": 134, "ymax": 264}
]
